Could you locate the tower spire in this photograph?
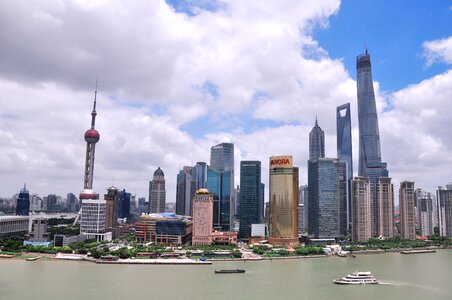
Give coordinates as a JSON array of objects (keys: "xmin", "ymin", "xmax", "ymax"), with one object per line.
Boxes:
[{"xmin": 91, "ymin": 80, "xmax": 98, "ymax": 129}]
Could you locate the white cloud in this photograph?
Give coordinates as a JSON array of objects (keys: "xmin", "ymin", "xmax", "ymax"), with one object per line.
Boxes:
[
  {"xmin": 0, "ymin": 1, "xmax": 451, "ymax": 205},
  {"xmin": 423, "ymin": 36, "xmax": 452, "ymax": 66}
]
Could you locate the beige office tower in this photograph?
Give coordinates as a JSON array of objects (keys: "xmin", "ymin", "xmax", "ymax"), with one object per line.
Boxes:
[
  {"xmin": 376, "ymin": 177, "xmax": 394, "ymax": 238},
  {"xmin": 400, "ymin": 181, "xmax": 416, "ymax": 240},
  {"xmin": 351, "ymin": 177, "xmax": 372, "ymax": 242},
  {"xmin": 192, "ymin": 189, "xmax": 214, "ymax": 245},
  {"xmin": 269, "ymin": 156, "xmax": 299, "ymax": 246}
]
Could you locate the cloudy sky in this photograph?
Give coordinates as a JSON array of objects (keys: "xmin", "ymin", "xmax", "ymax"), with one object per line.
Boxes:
[{"xmin": 0, "ymin": 0, "xmax": 451, "ymax": 203}]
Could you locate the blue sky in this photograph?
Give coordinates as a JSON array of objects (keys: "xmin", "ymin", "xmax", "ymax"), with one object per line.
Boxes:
[
  {"xmin": 315, "ymin": 0, "xmax": 451, "ymax": 92},
  {"xmin": 1, "ymin": 1, "xmax": 451, "ymax": 199}
]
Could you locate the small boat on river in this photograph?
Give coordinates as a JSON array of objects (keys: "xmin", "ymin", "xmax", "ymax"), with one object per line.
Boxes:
[
  {"xmin": 333, "ymin": 271, "xmax": 378, "ymax": 285},
  {"xmin": 214, "ymin": 269, "xmax": 245, "ymax": 274}
]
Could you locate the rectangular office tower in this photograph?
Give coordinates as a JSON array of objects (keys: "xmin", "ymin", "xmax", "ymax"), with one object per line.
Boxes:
[
  {"xmin": 376, "ymin": 177, "xmax": 394, "ymax": 238},
  {"xmin": 437, "ymin": 184, "xmax": 452, "ymax": 237},
  {"xmin": 308, "ymin": 158, "xmax": 345, "ymax": 239},
  {"xmin": 210, "ymin": 143, "xmax": 234, "ymax": 231},
  {"xmin": 351, "ymin": 177, "xmax": 372, "ymax": 242},
  {"xmin": 399, "ymin": 181, "xmax": 416, "ymax": 240},
  {"xmin": 239, "ymin": 161, "xmax": 261, "ymax": 239},
  {"xmin": 337, "ymin": 103, "xmax": 353, "ymax": 233},
  {"xmin": 269, "ymin": 156, "xmax": 299, "ymax": 246},
  {"xmin": 207, "ymin": 166, "xmax": 232, "ymax": 231}
]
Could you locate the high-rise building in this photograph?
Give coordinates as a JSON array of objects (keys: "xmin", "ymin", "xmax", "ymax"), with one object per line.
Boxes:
[
  {"xmin": 210, "ymin": 143, "xmax": 234, "ymax": 229},
  {"xmin": 46, "ymin": 194, "xmax": 58, "ymax": 211},
  {"xmin": 206, "ymin": 166, "xmax": 232, "ymax": 231},
  {"xmin": 79, "ymin": 85, "xmax": 110, "ymax": 241},
  {"xmin": 298, "ymin": 185, "xmax": 308, "ymax": 234},
  {"xmin": 104, "ymin": 186, "xmax": 118, "ymax": 229},
  {"xmin": 117, "ymin": 189, "xmax": 131, "ymax": 219},
  {"xmin": 399, "ymin": 181, "xmax": 415, "ymax": 240},
  {"xmin": 416, "ymin": 190, "xmax": 434, "ymax": 236},
  {"xmin": 437, "ymin": 184, "xmax": 452, "ymax": 237},
  {"xmin": 149, "ymin": 167, "xmax": 166, "ymax": 213},
  {"xmin": 269, "ymin": 156, "xmax": 299, "ymax": 246},
  {"xmin": 16, "ymin": 184, "xmax": 30, "ymax": 216},
  {"xmin": 351, "ymin": 177, "xmax": 372, "ymax": 242},
  {"xmin": 356, "ymin": 50, "xmax": 389, "ymax": 236},
  {"xmin": 210, "ymin": 143, "xmax": 234, "ymax": 172},
  {"xmin": 67, "ymin": 193, "xmax": 78, "ymax": 212},
  {"xmin": 337, "ymin": 103, "xmax": 353, "ymax": 232},
  {"xmin": 308, "ymin": 158, "xmax": 345, "ymax": 238},
  {"xmin": 192, "ymin": 189, "xmax": 214, "ymax": 245},
  {"xmin": 192, "ymin": 162, "xmax": 207, "ymax": 190},
  {"xmin": 309, "ymin": 118, "xmax": 325, "ymax": 160},
  {"xmin": 260, "ymin": 183, "xmax": 265, "ymax": 223},
  {"xmin": 238, "ymin": 161, "xmax": 261, "ymax": 239},
  {"xmin": 176, "ymin": 167, "xmax": 195, "ymax": 216},
  {"xmin": 376, "ymin": 177, "xmax": 394, "ymax": 238}
]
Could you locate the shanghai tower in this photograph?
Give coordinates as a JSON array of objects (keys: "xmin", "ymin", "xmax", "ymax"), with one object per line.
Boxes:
[{"xmin": 356, "ymin": 50, "xmax": 388, "ymax": 236}]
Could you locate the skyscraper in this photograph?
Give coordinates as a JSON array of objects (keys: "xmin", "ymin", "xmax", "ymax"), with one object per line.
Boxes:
[
  {"xmin": 437, "ymin": 184, "xmax": 452, "ymax": 237},
  {"xmin": 356, "ymin": 50, "xmax": 389, "ymax": 236},
  {"xmin": 192, "ymin": 189, "xmax": 214, "ymax": 245},
  {"xmin": 399, "ymin": 181, "xmax": 416, "ymax": 240},
  {"xmin": 206, "ymin": 166, "xmax": 232, "ymax": 231},
  {"xmin": 351, "ymin": 177, "xmax": 372, "ymax": 242},
  {"xmin": 260, "ymin": 183, "xmax": 265, "ymax": 223},
  {"xmin": 337, "ymin": 103, "xmax": 353, "ymax": 232},
  {"xmin": 376, "ymin": 177, "xmax": 394, "ymax": 238},
  {"xmin": 416, "ymin": 189, "xmax": 434, "ymax": 236},
  {"xmin": 117, "ymin": 189, "xmax": 131, "ymax": 219},
  {"xmin": 309, "ymin": 118, "xmax": 325, "ymax": 160},
  {"xmin": 298, "ymin": 185, "xmax": 308, "ymax": 234},
  {"xmin": 16, "ymin": 184, "xmax": 30, "ymax": 216},
  {"xmin": 104, "ymin": 186, "xmax": 118, "ymax": 229},
  {"xmin": 176, "ymin": 166, "xmax": 195, "ymax": 216},
  {"xmin": 79, "ymin": 85, "xmax": 110, "ymax": 241},
  {"xmin": 209, "ymin": 143, "xmax": 234, "ymax": 231},
  {"xmin": 239, "ymin": 161, "xmax": 261, "ymax": 239},
  {"xmin": 210, "ymin": 143, "xmax": 234, "ymax": 172},
  {"xmin": 308, "ymin": 158, "xmax": 344, "ymax": 238},
  {"xmin": 269, "ymin": 156, "xmax": 299, "ymax": 246},
  {"xmin": 149, "ymin": 167, "xmax": 166, "ymax": 213}
]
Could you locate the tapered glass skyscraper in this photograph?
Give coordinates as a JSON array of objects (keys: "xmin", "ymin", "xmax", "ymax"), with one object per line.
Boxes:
[
  {"xmin": 356, "ymin": 50, "xmax": 388, "ymax": 236},
  {"xmin": 337, "ymin": 103, "xmax": 353, "ymax": 233}
]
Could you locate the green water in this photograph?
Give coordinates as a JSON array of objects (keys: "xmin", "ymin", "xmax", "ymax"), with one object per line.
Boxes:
[{"xmin": 0, "ymin": 250, "xmax": 451, "ymax": 300}]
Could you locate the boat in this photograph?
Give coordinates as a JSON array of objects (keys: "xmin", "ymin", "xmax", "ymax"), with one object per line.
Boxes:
[
  {"xmin": 214, "ymin": 269, "xmax": 245, "ymax": 274},
  {"xmin": 400, "ymin": 249, "xmax": 436, "ymax": 254},
  {"xmin": 337, "ymin": 251, "xmax": 349, "ymax": 257},
  {"xmin": 333, "ymin": 271, "xmax": 378, "ymax": 285}
]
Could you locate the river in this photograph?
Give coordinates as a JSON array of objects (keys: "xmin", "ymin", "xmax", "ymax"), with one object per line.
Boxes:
[{"xmin": 1, "ymin": 250, "xmax": 451, "ymax": 300}]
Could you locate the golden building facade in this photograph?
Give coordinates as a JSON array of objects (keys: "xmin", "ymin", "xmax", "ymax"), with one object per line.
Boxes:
[{"xmin": 269, "ymin": 156, "xmax": 299, "ymax": 246}]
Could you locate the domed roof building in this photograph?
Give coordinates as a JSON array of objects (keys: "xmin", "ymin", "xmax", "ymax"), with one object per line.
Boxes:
[
  {"xmin": 149, "ymin": 167, "xmax": 166, "ymax": 213},
  {"xmin": 153, "ymin": 167, "xmax": 164, "ymax": 178}
]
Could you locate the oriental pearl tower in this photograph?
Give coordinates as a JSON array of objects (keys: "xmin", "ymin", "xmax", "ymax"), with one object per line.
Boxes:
[{"xmin": 80, "ymin": 85, "xmax": 100, "ymax": 200}]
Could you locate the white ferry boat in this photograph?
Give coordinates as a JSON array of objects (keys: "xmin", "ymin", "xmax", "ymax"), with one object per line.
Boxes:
[{"xmin": 333, "ymin": 271, "xmax": 378, "ymax": 285}]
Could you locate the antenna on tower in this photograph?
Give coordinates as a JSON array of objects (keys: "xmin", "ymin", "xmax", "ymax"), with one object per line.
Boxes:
[{"xmin": 365, "ymin": 42, "xmax": 368, "ymax": 54}]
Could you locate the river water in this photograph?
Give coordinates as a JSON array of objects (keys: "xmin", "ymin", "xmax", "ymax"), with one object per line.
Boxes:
[{"xmin": 0, "ymin": 250, "xmax": 451, "ymax": 300}]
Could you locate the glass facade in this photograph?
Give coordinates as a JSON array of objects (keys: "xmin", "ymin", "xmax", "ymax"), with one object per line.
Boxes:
[
  {"xmin": 117, "ymin": 189, "xmax": 131, "ymax": 219},
  {"xmin": 239, "ymin": 161, "xmax": 261, "ymax": 238},
  {"xmin": 269, "ymin": 156, "xmax": 299, "ymax": 245},
  {"xmin": 16, "ymin": 185, "xmax": 30, "ymax": 216},
  {"xmin": 337, "ymin": 103, "xmax": 353, "ymax": 233},
  {"xmin": 437, "ymin": 185, "xmax": 452, "ymax": 237},
  {"xmin": 207, "ymin": 166, "xmax": 231, "ymax": 231},
  {"xmin": 308, "ymin": 158, "xmax": 343, "ymax": 238},
  {"xmin": 356, "ymin": 51, "xmax": 389, "ymax": 236}
]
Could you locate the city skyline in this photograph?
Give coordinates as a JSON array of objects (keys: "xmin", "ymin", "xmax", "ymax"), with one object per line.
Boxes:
[{"xmin": 0, "ymin": 1, "xmax": 451, "ymax": 202}]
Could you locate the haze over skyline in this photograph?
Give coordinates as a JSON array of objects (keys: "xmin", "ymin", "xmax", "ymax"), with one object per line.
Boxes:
[{"xmin": 0, "ymin": 1, "xmax": 451, "ymax": 202}]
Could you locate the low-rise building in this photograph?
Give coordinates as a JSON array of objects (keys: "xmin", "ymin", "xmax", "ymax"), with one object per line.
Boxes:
[{"xmin": 0, "ymin": 216, "xmax": 29, "ymax": 238}]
